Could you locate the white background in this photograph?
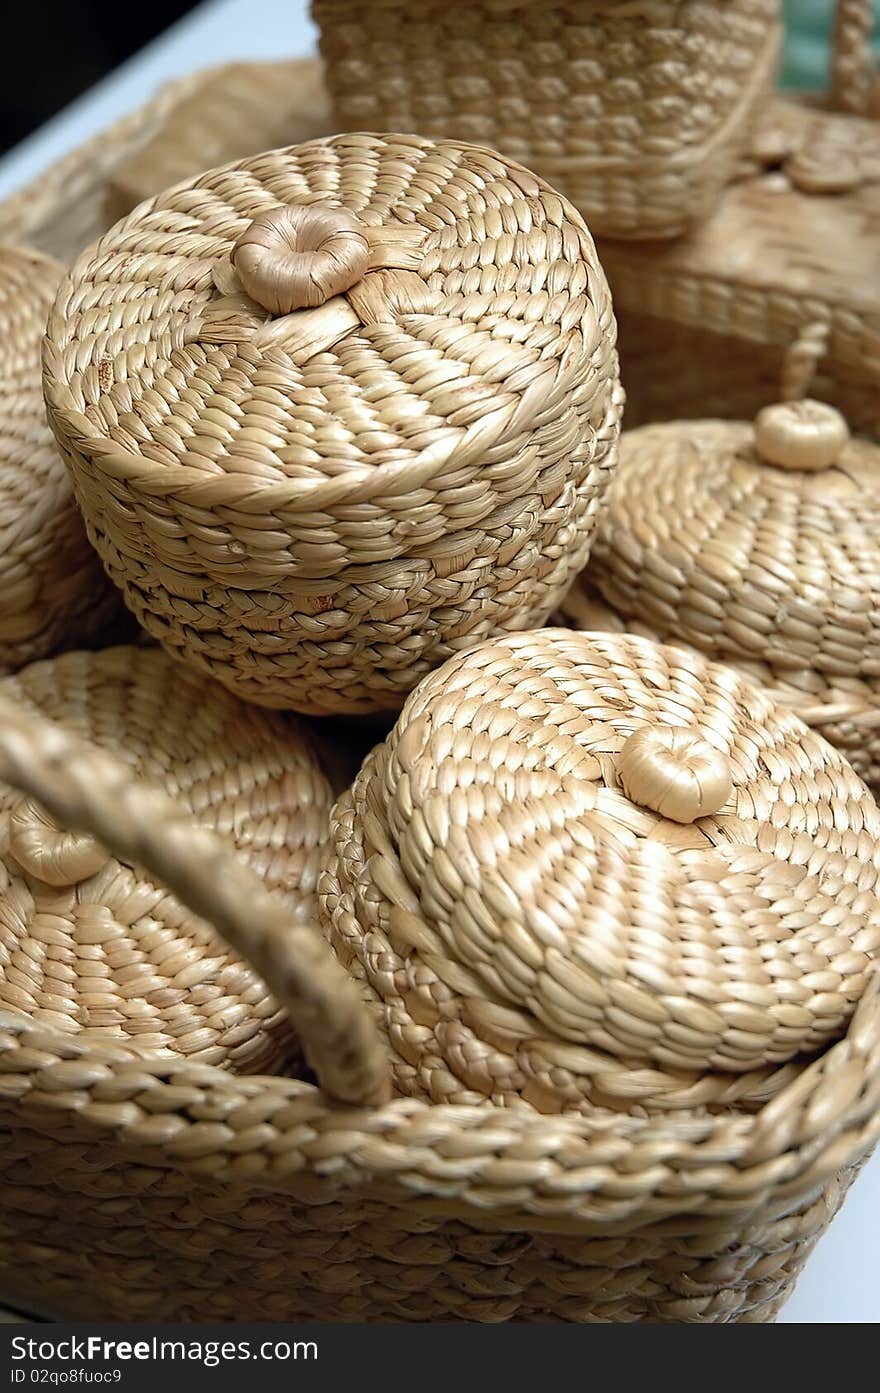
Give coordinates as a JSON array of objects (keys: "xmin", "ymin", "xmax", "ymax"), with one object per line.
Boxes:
[{"xmin": 0, "ymin": 0, "xmax": 876, "ymax": 1324}]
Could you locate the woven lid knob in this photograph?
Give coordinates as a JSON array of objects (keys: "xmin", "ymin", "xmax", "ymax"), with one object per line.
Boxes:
[
  {"xmin": 8, "ymin": 797, "xmax": 106, "ymax": 886},
  {"xmin": 231, "ymin": 204, "xmax": 370, "ymax": 315},
  {"xmin": 617, "ymin": 726, "xmax": 733, "ymax": 824},
  {"xmin": 754, "ymin": 399, "xmax": 851, "ymax": 472}
]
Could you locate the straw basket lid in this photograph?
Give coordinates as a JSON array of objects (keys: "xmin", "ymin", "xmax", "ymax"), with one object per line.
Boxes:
[
  {"xmin": 321, "ymin": 628, "xmax": 880, "ymax": 1115},
  {"xmin": 41, "ymin": 132, "xmax": 620, "ymax": 713},
  {"xmin": 0, "ymin": 245, "xmax": 121, "ymax": 673},
  {"xmin": 590, "ymin": 405, "xmax": 880, "ymax": 686},
  {"xmin": 44, "ymin": 128, "xmax": 615, "ymax": 502},
  {"xmin": 0, "ymin": 645, "xmax": 334, "ymax": 1072}
]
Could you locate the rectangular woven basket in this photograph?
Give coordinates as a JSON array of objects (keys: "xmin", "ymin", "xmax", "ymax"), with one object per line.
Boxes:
[
  {"xmin": 312, "ymin": 0, "xmax": 783, "ymax": 240},
  {"xmin": 601, "ymin": 0, "xmax": 880, "ymax": 435}
]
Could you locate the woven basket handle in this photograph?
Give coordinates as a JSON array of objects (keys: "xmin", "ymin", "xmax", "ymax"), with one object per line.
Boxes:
[
  {"xmin": 830, "ymin": 0, "xmax": 877, "ymax": 114},
  {"xmin": 0, "ymin": 693, "xmax": 390, "ymax": 1107}
]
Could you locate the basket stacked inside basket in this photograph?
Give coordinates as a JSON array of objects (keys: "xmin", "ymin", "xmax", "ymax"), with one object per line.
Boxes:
[{"xmin": 0, "ymin": 0, "xmax": 879, "ymax": 1326}]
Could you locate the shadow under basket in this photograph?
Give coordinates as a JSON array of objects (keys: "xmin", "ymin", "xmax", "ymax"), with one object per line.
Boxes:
[{"xmin": 0, "ymin": 636, "xmax": 878, "ymax": 1322}]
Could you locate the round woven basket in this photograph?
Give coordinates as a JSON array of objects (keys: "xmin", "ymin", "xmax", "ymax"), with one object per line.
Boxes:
[
  {"xmin": 560, "ymin": 405, "xmax": 880, "ymax": 794},
  {"xmin": 322, "ymin": 627, "xmax": 880, "ymax": 1115},
  {"xmin": 313, "ymin": 0, "xmax": 782, "ymax": 240},
  {"xmin": 0, "ymin": 636, "xmax": 878, "ymax": 1321},
  {"xmin": 43, "ymin": 133, "xmax": 622, "ymax": 716},
  {"xmin": 0, "ymin": 645, "xmax": 335, "ymax": 1073},
  {"xmin": 0, "ymin": 245, "xmax": 122, "ymax": 673}
]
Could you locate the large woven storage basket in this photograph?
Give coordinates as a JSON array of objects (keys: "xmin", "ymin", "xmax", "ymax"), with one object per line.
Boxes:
[
  {"xmin": 0, "ymin": 59, "xmax": 331, "ymax": 267},
  {"xmin": 1, "ymin": 628, "xmax": 879, "ymax": 1322},
  {"xmin": 312, "ymin": 0, "xmax": 783, "ymax": 240},
  {"xmin": 602, "ymin": 0, "xmax": 880, "ymax": 436},
  {"xmin": 0, "ymin": 245, "xmax": 123, "ymax": 672},
  {"xmin": 558, "ymin": 400, "xmax": 880, "ymax": 793},
  {"xmin": 43, "ymin": 133, "xmax": 622, "ymax": 716}
]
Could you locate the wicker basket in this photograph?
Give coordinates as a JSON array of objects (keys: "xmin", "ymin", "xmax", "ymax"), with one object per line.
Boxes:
[
  {"xmin": 106, "ymin": 58, "xmax": 333, "ymax": 224},
  {"xmin": 557, "ymin": 396, "xmax": 880, "ymax": 793},
  {"xmin": 0, "ymin": 245, "xmax": 123, "ymax": 673},
  {"xmin": 312, "ymin": 0, "xmax": 783, "ymax": 240},
  {"xmin": 1, "ymin": 628, "xmax": 878, "ymax": 1322},
  {"xmin": 0, "ymin": 59, "xmax": 331, "ymax": 267},
  {"xmin": 0, "ymin": 645, "xmax": 336, "ymax": 1074},
  {"xmin": 603, "ymin": 0, "xmax": 880, "ymax": 436},
  {"xmin": 43, "ymin": 133, "xmax": 622, "ymax": 716}
]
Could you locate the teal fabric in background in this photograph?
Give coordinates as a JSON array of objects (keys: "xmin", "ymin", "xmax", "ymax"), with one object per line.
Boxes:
[{"xmin": 782, "ymin": 0, "xmax": 879, "ymax": 89}]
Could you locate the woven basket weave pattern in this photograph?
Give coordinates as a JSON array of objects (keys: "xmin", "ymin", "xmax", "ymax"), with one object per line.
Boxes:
[
  {"xmin": 604, "ymin": 86, "xmax": 880, "ymax": 435},
  {"xmin": 559, "ymin": 580, "xmax": 880, "ymax": 797},
  {"xmin": 0, "ymin": 60, "xmax": 332, "ymax": 268},
  {"xmin": 0, "ymin": 646, "xmax": 878, "ymax": 1321},
  {"xmin": 0, "ymin": 646, "xmax": 335, "ymax": 1073},
  {"xmin": 314, "ymin": 0, "xmax": 782, "ymax": 239},
  {"xmin": 44, "ymin": 134, "xmax": 621, "ymax": 715},
  {"xmin": 566, "ymin": 418, "xmax": 880, "ymax": 792},
  {"xmin": 322, "ymin": 628, "xmax": 880, "ymax": 1113},
  {"xmin": 0, "ymin": 246, "xmax": 122, "ymax": 672},
  {"xmin": 106, "ymin": 59, "xmax": 333, "ymax": 225}
]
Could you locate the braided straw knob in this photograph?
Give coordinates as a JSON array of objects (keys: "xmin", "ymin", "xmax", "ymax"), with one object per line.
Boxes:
[
  {"xmin": 8, "ymin": 797, "xmax": 106, "ymax": 886},
  {"xmin": 231, "ymin": 204, "xmax": 370, "ymax": 315},
  {"xmin": 754, "ymin": 400, "xmax": 850, "ymax": 472},
  {"xmin": 617, "ymin": 726, "xmax": 733, "ymax": 825}
]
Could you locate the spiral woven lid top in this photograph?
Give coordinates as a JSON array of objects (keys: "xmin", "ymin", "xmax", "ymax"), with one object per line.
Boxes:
[
  {"xmin": 590, "ymin": 410, "xmax": 880, "ymax": 683},
  {"xmin": 44, "ymin": 132, "xmax": 616, "ymax": 490},
  {"xmin": 0, "ymin": 646, "xmax": 334, "ymax": 1071},
  {"xmin": 332, "ymin": 629, "xmax": 880, "ymax": 1108}
]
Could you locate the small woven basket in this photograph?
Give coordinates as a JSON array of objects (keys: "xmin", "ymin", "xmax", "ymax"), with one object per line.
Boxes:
[
  {"xmin": 0, "ymin": 645, "xmax": 335, "ymax": 1074},
  {"xmin": 0, "ymin": 59, "xmax": 331, "ymax": 267},
  {"xmin": 312, "ymin": 0, "xmax": 783, "ymax": 240},
  {"xmin": 604, "ymin": 0, "xmax": 880, "ymax": 436},
  {"xmin": 0, "ymin": 245, "xmax": 122, "ymax": 672},
  {"xmin": 2, "ymin": 629, "xmax": 876, "ymax": 1322},
  {"xmin": 558, "ymin": 396, "xmax": 880, "ymax": 793},
  {"xmin": 43, "ymin": 133, "xmax": 622, "ymax": 715}
]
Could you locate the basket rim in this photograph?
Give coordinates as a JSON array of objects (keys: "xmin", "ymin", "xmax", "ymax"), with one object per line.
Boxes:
[
  {"xmin": 41, "ymin": 130, "xmax": 618, "ymax": 514},
  {"xmin": 2, "ymin": 968, "xmax": 878, "ymax": 1227}
]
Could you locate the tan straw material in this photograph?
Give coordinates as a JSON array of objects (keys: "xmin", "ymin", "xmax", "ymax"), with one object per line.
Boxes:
[
  {"xmin": 43, "ymin": 133, "xmax": 622, "ymax": 715},
  {"xmin": 0, "ymin": 245, "xmax": 122, "ymax": 673},
  {"xmin": 604, "ymin": 6, "xmax": 880, "ymax": 437},
  {"xmin": 0, "ymin": 60, "xmax": 332, "ymax": 267},
  {"xmin": 560, "ymin": 407, "xmax": 880, "ymax": 793},
  {"xmin": 323, "ymin": 627, "xmax": 880, "ymax": 1112},
  {"xmin": 0, "ymin": 635, "xmax": 879, "ymax": 1320},
  {"xmin": 105, "ymin": 59, "xmax": 334, "ymax": 224},
  {"xmin": 0, "ymin": 645, "xmax": 341, "ymax": 1076},
  {"xmin": 313, "ymin": 0, "xmax": 782, "ymax": 240}
]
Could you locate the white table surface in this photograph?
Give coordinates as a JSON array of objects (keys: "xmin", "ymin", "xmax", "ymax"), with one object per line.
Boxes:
[{"xmin": 0, "ymin": 0, "xmax": 878, "ymax": 1325}]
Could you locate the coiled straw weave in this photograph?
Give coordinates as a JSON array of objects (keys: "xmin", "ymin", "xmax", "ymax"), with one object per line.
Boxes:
[
  {"xmin": 44, "ymin": 133, "xmax": 621, "ymax": 715},
  {"xmin": 0, "ymin": 637, "xmax": 879, "ymax": 1321},
  {"xmin": 106, "ymin": 59, "xmax": 333, "ymax": 224},
  {"xmin": 0, "ymin": 646, "xmax": 335, "ymax": 1074},
  {"xmin": 313, "ymin": 0, "xmax": 782, "ymax": 240},
  {"xmin": 0, "ymin": 60, "xmax": 331, "ymax": 268},
  {"xmin": 561, "ymin": 410, "xmax": 880, "ymax": 793},
  {"xmin": 604, "ymin": 2, "xmax": 880, "ymax": 436},
  {"xmin": 322, "ymin": 628, "xmax": 880, "ymax": 1114},
  {"xmin": 0, "ymin": 245, "xmax": 122, "ymax": 673}
]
